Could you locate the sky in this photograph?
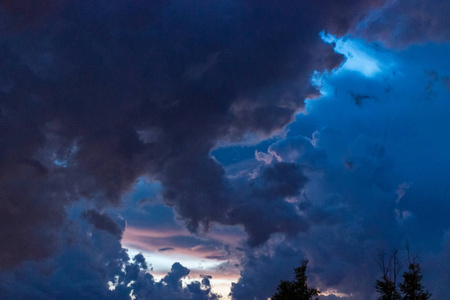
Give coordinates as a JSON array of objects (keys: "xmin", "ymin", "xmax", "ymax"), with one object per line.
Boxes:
[{"xmin": 0, "ymin": 1, "xmax": 449, "ymax": 299}]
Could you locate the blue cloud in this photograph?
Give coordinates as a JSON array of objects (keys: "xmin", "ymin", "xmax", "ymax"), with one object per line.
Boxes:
[{"xmin": 230, "ymin": 40, "xmax": 450, "ymax": 299}]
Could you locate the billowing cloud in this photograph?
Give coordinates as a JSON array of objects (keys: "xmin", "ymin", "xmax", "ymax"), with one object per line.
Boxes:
[
  {"xmin": 0, "ymin": 0, "xmax": 389, "ymax": 269},
  {"xmin": 356, "ymin": 0, "xmax": 450, "ymax": 47},
  {"xmin": 230, "ymin": 239, "xmax": 306, "ymax": 300},
  {"xmin": 0, "ymin": 211, "xmax": 221, "ymax": 299},
  {"xmin": 82, "ymin": 210, "xmax": 124, "ymax": 239},
  {"xmin": 225, "ymin": 162, "xmax": 309, "ymax": 246},
  {"xmin": 229, "ymin": 40, "xmax": 450, "ymax": 299},
  {"xmin": 1, "ymin": 0, "xmax": 448, "ymax": 299}
]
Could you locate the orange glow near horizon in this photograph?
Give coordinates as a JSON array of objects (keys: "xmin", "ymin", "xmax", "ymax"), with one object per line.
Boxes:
[{"xmin": 122, "ymin": 225, "xmax": 243, "ymax": 298}]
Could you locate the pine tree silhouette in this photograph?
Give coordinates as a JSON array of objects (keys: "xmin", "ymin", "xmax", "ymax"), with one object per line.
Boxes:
[
  {"xmin": 399, "ymin": 261, "xmax": 432, "ymax": 300},
  {"xmin": 272, "ymin": 260, "xmax": 319, "ymax": 300}
]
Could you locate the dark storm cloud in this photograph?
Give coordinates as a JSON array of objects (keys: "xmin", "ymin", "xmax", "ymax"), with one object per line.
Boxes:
[
  {"xmin": 0, "ymin": 213, "xmax": 221, "ymax": 300},
  {"xmin": 357, "ymin": 0, "xmax": 450, "ymax": 47},
  {"xmin": 256, "ymin": 162, "xmax": 307, "ymax": 198},
  {"xmin": 231, "ymin": 241, "xmax": 307, "ymax": 300},
  {"xmin": 225, "ymin": 162, "xmax": 309, "ymax": 246},
  {"xmin": 0, "ymin": 0, "xmax": 390, "ymax": 269},
  {"xmin": 0, "ymin": 0, "xmax": 58, "ymax": 31},
  {"xmin": 82, "ymin": 210, "xmax": 124, "ymax": 239}
]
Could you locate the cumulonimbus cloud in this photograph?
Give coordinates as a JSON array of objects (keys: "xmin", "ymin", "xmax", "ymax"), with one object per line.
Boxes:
[
  {"xmin": 0, "ymin": 0, "xmax": 387, "ymax": 269},
  {"xmin": 1, "ymin": 0, "xmax": 447, "ymax": 298}
]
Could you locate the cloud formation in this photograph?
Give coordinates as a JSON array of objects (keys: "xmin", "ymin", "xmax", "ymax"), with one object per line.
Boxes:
[
  {"xmin": 229, "ymin": 41, "xmax": 450, "ymax": 299},
  {"xmin": 0, "ymin": 210, "xmax": 221, "ymax": 299},
  {"xmin": 357, "ymin": 0, "xmax": 450, "ymax": 47},
  {"xmin": 0, "ymin": 0, "xmax": 389, "ymax": 269},
  {"xmin": 1, "ymin": 0, "xmax": 449, "ymax": 299}
]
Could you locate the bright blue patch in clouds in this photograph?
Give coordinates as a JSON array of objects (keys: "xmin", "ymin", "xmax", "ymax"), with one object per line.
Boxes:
[
  {"xmin": 54, "ymin": 159, "xmax": 67, "ymax": 167},
  {"xmin": 320, "ymin": 32, "xmax": 383, "ymax": 77},
  {"xmin": 120, "ymin": 177, "xmax": 178, "ymax": 229},
  {"xmin": 123, "ymin": 176, "xmax": 162, "ymax": 204}
]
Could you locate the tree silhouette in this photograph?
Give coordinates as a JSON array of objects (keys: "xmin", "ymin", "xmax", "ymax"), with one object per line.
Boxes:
[
  {"xmin": 376, "ymin": 246, "xmax": 432, "ymax": 300},
  {"xmin": 399, "ymin": 260, "xmax": 431, "ymax": 300},
  {"xmin": 376, "ymin": 250, "xmax": 401, "ymax": 300},
  {"xmin": 376, "ymin": 277, "xmax": 401, "ymax": 300},
  {"xmin": 272, "ymin": 260, "xmax": 319, "ymax": 300}
]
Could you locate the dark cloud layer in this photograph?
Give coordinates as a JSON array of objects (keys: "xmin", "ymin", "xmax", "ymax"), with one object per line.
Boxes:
[
  {"xmin": 82, "ymin": 209, "xmax": 124, "ymax": 239},
  {"xmin": 0, "ymin": 0, "xmax": 387, "ymax": 269},
  {"xmin": 226, "ymin": 162, "xmax": 309, "ymax": 246},
  {"xmin": 0, "ymin": 212, "xmax": 220, "ymax": 299},
  {"xmin": 357, "ymin": 0, "xmax": 450, "ymax": 47},
  {"xmin": 2, "ymin": 0, "xmax": 447, "ymax": 299},
  {"xmin": 230, "ymin": 241, "xmax": 306, "ymax": 300}
]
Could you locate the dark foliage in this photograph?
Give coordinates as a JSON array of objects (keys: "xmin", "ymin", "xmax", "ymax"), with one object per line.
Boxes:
[
  {"xmin": 376, "ymin": 248, "xmax": 432, "ymax": 300},
  {"xmin": 272, "ymin": 260, "xmax": 319, "ymax": 300},
  {"xmin": 376, "ymin": 275, "xmax": 401, "ymax": 300},
  {"xmin": 376, "ymin": 250, "xmax": 401, "ymax": 300},
  {"xmin": 399, "ymin": 262, "xmax": 432, "ymax": 300}
]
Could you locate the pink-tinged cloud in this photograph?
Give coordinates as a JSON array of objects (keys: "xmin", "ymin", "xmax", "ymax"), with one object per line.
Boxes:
[
  {"xmin": 123, "ymin": 226, "xmax": 244, "ymax": 262},
  {"xmin": 124, "ymin": 226, "xmax": 192, "ymax": 239},
  {"xmin": 123, "ymin": 225, "xmax": 242, "ymax": 298}
]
